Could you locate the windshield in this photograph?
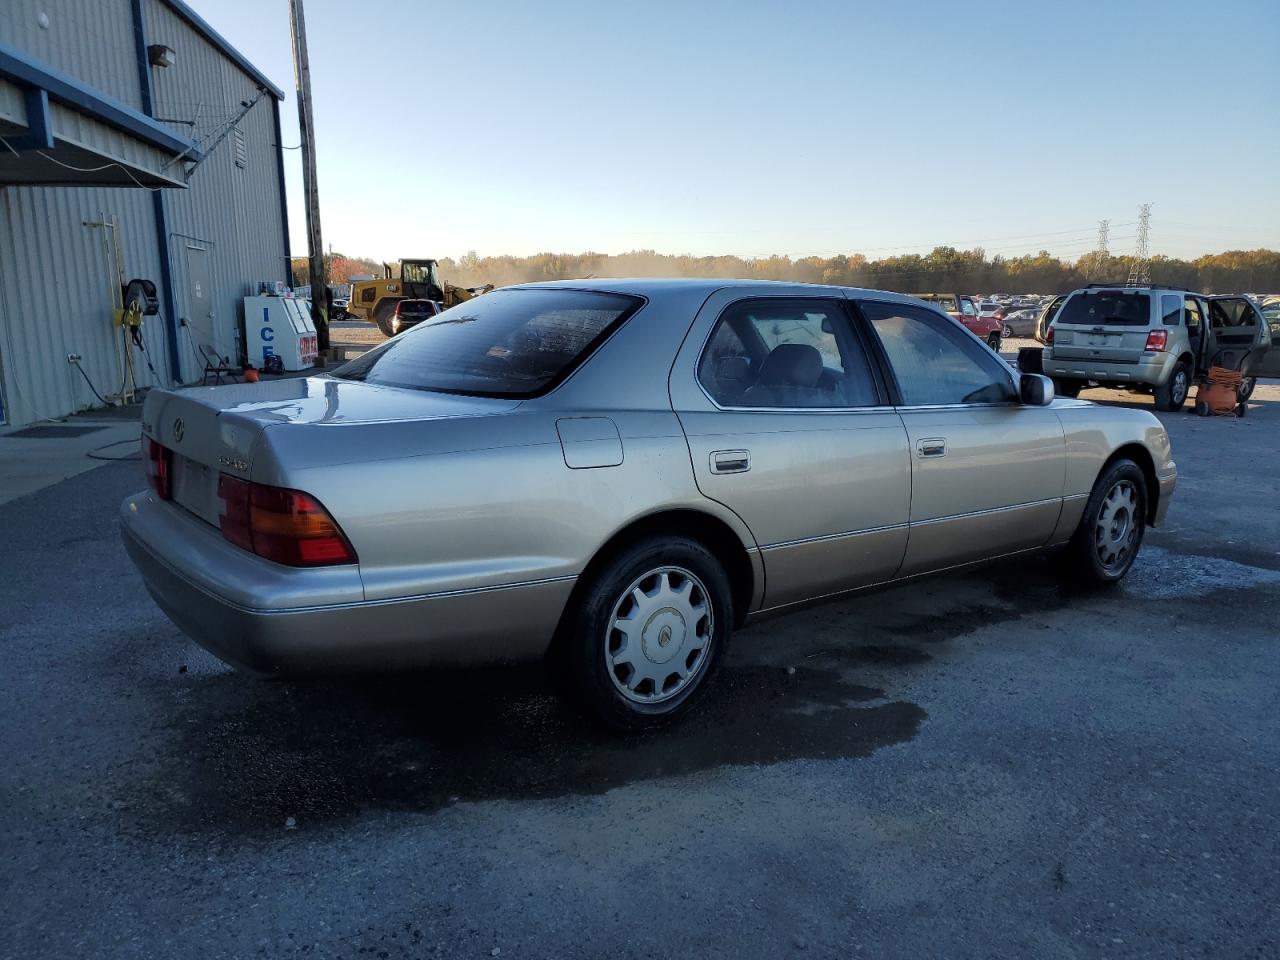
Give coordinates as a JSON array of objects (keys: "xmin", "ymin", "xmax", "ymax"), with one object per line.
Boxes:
[
  {"xmin": 333, "ymin": 288, "xmax": 642, "ymax": 398},
  {"xmin": 1056, "ymin": 290, "xmax": 1151, "ymax": 326}
]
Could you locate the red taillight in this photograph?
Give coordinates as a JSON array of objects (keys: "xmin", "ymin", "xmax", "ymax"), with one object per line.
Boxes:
[
  {"xmin": 216, "ymin": 474, "xmax": 253, "ymax": 552},
  {"xmin": 1145, "ymin": 329, "xmax": 1168, "ymax": 351},
  {"xmin": 144, "ymin": 437, "xmax": 172, "ymax": 500},
  {"xmin": 1045, "ymin": 326, "xmax": 1054, "ymax": 344},
  {"xmin": 216, "ymin": 474, "xmax": 356, "ymax": 567}
]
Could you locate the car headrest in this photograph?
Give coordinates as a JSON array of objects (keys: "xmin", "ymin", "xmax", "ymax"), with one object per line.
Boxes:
[
  {"xmin": 757, "ymin": 343, "xmax": 823, "ymax": 387},
  {"xmin": 716, "ymin": 355, "xmax": 751, "ymax": 382}
]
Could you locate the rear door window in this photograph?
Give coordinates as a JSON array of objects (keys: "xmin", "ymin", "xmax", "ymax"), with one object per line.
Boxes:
[
  {"xmin": 1056, "ymin": 290, "xmax": 1152, "ymax": 327},
  {"xmin": 1161, "ymin": 295, "xmax": 1182, "ymax": 326},
  {"xmin": 697, "ymin": 299, "xmax": 878, "ymax": 408}
]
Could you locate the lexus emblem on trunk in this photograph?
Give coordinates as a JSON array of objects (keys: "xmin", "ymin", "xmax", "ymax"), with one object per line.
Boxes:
[{"xmin": 173, "ymin": 417, "xmax": 184, "ymax": 442}]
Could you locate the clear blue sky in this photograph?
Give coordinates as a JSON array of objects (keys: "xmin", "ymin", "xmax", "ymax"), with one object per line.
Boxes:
[{"xmin": 203, "ymin": 0, "xmax": 1279, "ymax": 263}]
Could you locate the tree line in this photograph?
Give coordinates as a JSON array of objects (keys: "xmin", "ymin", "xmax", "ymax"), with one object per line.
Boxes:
[
  {"xmin": 437, "ymin": 247, "xmax": 1280, "ymax": 295},
  {"xmin": 305, "ymin": 246, "xmax": 1280, "ymax": 296}
]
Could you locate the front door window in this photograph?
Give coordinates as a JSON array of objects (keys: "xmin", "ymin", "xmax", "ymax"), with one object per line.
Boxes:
[{"xmin": 860, "ymin": 301, "xmax": 1016, "ymax": 406}]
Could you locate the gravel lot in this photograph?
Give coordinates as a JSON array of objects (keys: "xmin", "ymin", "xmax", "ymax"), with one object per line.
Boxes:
[{"xmin": 3, "ymin": 383, "xmax": 1279, "ymax": 959}]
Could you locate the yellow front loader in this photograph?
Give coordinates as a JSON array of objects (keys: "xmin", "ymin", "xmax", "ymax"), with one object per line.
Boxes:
[{"xmin": 348, "ymin": 259, "xmax": 491, "ymax": 337}]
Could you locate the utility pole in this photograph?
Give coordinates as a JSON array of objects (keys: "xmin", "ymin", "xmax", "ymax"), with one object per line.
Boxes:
[
  {"xmin": 289, "ymin": 0, "xmax": 329, "ymax": 354},
  {"xmin": 1126, "ymin": 204, "xmax": 1152, "ymax": 286},
  {"xmin": 1089, "ymin": 219, "xmax": 1110, "ymax": 280}
]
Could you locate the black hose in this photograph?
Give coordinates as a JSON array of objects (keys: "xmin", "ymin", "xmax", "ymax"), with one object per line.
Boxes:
[
  {"xmin": 72, "ymin": 360, "xmax": 111, "ymax": 406},
  {"xmin": 87, "ymin": 435, "xmax": 142, "ymax": 461}
]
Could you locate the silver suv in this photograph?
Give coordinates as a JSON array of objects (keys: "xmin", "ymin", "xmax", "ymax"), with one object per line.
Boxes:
[{"xmin": 1043, "ymin": 285, "xmax": 1279, "ymax": 410}]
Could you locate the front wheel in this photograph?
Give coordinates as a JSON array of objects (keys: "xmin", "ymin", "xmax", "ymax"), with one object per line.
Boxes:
[
  {"xmin": 1002, "ymin": 323, "xmax": 1013, "ymax": 339},
  {"xmin": 565, "ymin": 536, "xmax": 732, "ymax": 732},
  {"xmin": 1154, "ymin": 361, "xmax": 1190, "ymax": 412},
  {"xmin": 1238, "ymin": 376, "xmax": 1256, "ymax": 402},
  {"xmin": 372, "ymin": 300, "xmax": 398, "ymax": 338},
  {"xmin": 1065, "ymin": 459, "xmax": 1146, "ymax": 585}
]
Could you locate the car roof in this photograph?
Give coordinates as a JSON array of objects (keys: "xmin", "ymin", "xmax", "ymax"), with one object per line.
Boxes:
[{"xmin": 509, "ymin": 276, "xmax": 930, "ymax": 305}]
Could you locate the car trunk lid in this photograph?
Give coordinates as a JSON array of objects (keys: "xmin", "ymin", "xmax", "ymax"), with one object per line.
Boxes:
[{"xmin": 142, "ymin": 377, "xmax": 519, "ymax": 527}]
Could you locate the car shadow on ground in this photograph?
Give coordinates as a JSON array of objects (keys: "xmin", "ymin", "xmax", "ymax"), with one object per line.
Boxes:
[{"xmin": 119, "ymin": 556, "xmax": 1087, "ymax": 836}]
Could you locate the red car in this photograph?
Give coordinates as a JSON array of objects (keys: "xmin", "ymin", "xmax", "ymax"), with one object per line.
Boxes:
[{"xmin": 913, "ymin": 293, "xmax": 1005, "ymax": 349}]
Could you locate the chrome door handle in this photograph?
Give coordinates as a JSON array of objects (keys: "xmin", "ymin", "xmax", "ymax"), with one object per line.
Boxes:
[
  {"xmin": 710, "ymin": 449, "xmax": 750, "ymax": 474},
  {"xmin": 916, "ymin": 438, "xmax": 946, "ymax": 458}
]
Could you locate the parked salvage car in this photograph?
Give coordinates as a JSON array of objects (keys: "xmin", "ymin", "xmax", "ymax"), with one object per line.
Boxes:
[
  {"xmin": 390, "ymin": 298, "xmax": 443, "ymax": 335},
  {"xmin": 122, "ymin": 280, "xmax": 1177, "ymax": 730},
  {"xmin": 1003, "ymin": 308, "xmax": 1040, "ymax": 338},
  {"xmin": 912, "ymin": 293, "xmax": 1005, "ymax": 349}
]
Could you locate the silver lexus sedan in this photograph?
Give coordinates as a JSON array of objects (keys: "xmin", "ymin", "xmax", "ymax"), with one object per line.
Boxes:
[{"xmin": 121, "ymin": 280, "xmax": 1176, "ymax": 729}]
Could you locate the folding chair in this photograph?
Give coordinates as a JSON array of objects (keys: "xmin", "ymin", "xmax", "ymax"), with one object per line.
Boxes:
[{"xmin": 198, "ymin": 343, "xmax": 235, "ymax": 385}]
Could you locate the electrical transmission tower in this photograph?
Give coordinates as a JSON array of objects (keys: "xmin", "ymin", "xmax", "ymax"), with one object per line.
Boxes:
[
  {"xmin": 1126, "ymin": 204, "xmax": 1152, "ymax": 285},
  {"xmin": 1088, "ymin": 219, "xmax": 1110, "ymax": 279}
]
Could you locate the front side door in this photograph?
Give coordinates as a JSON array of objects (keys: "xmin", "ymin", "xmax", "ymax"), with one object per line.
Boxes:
[
  {"xmin": 669, "ymin": 291, "xmax": 910, "ymax": 609},
  {"xmin": 854, "ymin": 298, "xmax": 1066, "ymax": 576}
]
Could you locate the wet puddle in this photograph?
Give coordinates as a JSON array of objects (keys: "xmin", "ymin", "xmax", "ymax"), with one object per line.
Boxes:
[{"xmin": 124, "ymin": 663, "xmax": 925, "ymax": 834}]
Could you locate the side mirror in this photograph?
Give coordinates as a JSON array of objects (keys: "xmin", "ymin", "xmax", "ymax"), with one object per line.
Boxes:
[{"xmin": 1020, "ymin": 373, "xmax": 1055, "ymax": 406}]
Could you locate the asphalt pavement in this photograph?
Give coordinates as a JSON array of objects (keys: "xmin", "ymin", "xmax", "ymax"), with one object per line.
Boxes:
[{"xmin": 2, "ymin": 386, "xmax": 1279, "ymax": 959}]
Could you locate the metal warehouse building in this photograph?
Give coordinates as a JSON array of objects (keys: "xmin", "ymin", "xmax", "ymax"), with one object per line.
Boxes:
[{"xmin": 0, "ymin": 0, "xmax": 289, "ymax": 427}]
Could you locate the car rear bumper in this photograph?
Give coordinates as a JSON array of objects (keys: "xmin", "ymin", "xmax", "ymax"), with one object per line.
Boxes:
[
  {"xmin": 120, "ymin": 491, "xmax": 574, "ymax": 675},
  {"xmin": 1043, "ymin": 350, "xmax": 1176, "ymax": 385}
]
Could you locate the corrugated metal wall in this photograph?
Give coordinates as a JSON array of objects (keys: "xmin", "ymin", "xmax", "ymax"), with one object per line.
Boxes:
[
  {"xmin": 0, "ymin": 187, "xmax": 167, "ymax": 425},
  {"xmin": 0, "ymin": 0, "xmax": 287, "ymax": 426},
  {"xmin": 0, "ymin": 0, "xmax": 142, "ymax": 106},
  {"xmin": 145, "ymin": 0, "xmax": 287, "ymax": 374}
]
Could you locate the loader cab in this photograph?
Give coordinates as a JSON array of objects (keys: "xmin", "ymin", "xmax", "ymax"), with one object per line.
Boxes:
[{"xmin": 400, "ymin": 259, "xmax": 445, "ymax": 302}]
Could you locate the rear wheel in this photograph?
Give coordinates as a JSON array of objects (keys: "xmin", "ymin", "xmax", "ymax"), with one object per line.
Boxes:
[
  {"xmin": 1154, "ymin": 362, "xmax": 1190, "ymax": 412},
  {"xmin": 1238, "ymin": 376, "xmax": 1256, "ymax": 402},
  {"xmin": 1053, "ymin": 378, "xmax": 1082, "ymax": 399},
  {"xmin": 1065, "ymin": 459, "xmax": 1146, "ymax": 585},
  {"xmin": 565, "ymin": 536, "xmax": 731, "ymax": 732}
]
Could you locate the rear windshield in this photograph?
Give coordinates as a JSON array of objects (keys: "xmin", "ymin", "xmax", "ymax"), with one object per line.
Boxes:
[
  {"xmin": 1056, "ymin": 291, "xmax": 1151, "ymax": 327},
  {"xmin": 334, "ymin": 288, "xmax": 642, "ymax": 398}
]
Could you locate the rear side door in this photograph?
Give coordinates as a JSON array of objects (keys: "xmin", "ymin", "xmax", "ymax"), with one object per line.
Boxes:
[
  {"xmin": 1035, "ymin": 295, "xmax": 1065, "ymax": 343},
  {"xmin": 669, "ymin": 290, "xmax": 910, "ymax": 609},
  {"xmin": 1209, "ymin": 297, "xmax": 1280, "ymax": 378},
  {"xmin": 854, "ymin": 297, "xmax": 1066, "ymax": 575}
]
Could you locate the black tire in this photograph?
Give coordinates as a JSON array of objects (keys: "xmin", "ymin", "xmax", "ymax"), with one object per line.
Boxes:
[
  {"xmin": 1002, "ymin": 323, "xmax": 1013, "ymax": 339},
  {"xmin": 372, "ymin": 299, "xmax": 398, "ymax": 338},
  {"xmin": 1064, "ymin": 458, "xmax": 1147, "ymax": 586},
  {"xmin": 564, "ymin": 535, "xmax": 732, "ymax": 732},
  {"xmin": 1238, "ymin": 376, "xmax": 1256, "ymax": 403},
  {"xmin": 1053, "ymin": 378, "xmax": 1082, "ymax": 399},
  {"xmin": 1154, "ymin": 361, "xmax": 1190, "ymax": 412},
  {"xmin": 1195, "ymin": 399, "xmax": 1210, "ymax": 417}
]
